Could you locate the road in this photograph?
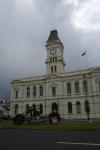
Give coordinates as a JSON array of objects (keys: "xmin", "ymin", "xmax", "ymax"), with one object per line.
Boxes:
[{"xmin": 0, "ymin": 129, "xmax": 100, "ymax": 150}]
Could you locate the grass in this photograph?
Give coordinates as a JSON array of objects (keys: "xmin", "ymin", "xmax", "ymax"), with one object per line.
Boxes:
[{"xmin": 0, "ymin": 120, "xmax": 100, "ymax": 130}]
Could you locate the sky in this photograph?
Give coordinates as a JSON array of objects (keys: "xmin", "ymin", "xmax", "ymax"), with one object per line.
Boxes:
[{"xmin": 0, "ymin": 0, "xmax": 100, "ymax": 100}]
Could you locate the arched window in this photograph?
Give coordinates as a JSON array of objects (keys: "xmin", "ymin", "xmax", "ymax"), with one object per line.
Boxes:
[
  {"xmin": 40, "ymin": 85, "xmax": 43, "ymax": 96},
  {"xmin": 52, "ymin": 103, "xmax": 58, "ymax": 113},
  {"xmin": 40, "ymin": 104, "xmax": 43, "ymax": 114},
  {"xmin": 51, "ymin": 66, "xmax": 53, "ymax": 73},
  {"xmin": 67, "ymin": 82, "xmax": 71, "ymax": 94},
  {"xmin": 27, "ymin": 87, "xmax": 30, "ymax": 97},
  {"xmin": 15, "ymin": 104, "xmax": 18, "ymax": 115},
  {"xmin": 15, "ymin": 90, "xmax": 18, "ymax": 99},
  {"xmin": 76, "ymin": 101, "xmax": 81, "ymax": 113},
  {"xmin": 68, "ymin": 102, "xmax": 72, "ymax": 113},
  {"xmin": 33, "ymin": 86, "xmax": 36, "ymax": 96},
  {"xmin": 85, "ymin": 100, "xmax": 90, "ymax": 113},
  {"xmin": 83, "ymin": 79, "xmax": 88, "ymax": 92},
  {"xmin": 75, "ymin": 81, "xmax": 80, "ymax": 93}
]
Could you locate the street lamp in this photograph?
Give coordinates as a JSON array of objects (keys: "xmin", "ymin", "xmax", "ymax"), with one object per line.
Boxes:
[
  {"xmin": 85, "ymin": 100, "xmax": 90, "ymax": 121},
  {"xmin": 83, "ymin": 75, "xmax": 90, "ymax": 121}
]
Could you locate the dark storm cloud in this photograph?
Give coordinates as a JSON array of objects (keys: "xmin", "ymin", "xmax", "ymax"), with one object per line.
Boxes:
[{"xmin": 0, "ymin": 0, "xmax": 100, "ymax": 100}]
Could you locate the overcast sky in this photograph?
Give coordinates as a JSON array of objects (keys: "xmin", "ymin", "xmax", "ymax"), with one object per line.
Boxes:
[{"xmin": 0, "ymin": 0, "xmax": 100, "ymax": 100}]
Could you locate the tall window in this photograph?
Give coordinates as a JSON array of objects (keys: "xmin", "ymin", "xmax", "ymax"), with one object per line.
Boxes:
[
  {"xmin": 40, "ymin": 104, "xmax": 43, "ymax": 114},
  {"xmin": 52, "ymin": 103, "xmax": 58, "ymax": 113},
  {"xmin": 51, "ymin": 66, "xmax": 53, "ymax": 73},
  {"xmin": 40, "ymin": 85, "xmax": 43, "ymax": 96},
  {"xmin": 33, "ymin": 86, "xmax": 36, "ymax": 96},
  {"xmin": 52, "ymin": 87, "xmax": 56, "ymax": 96},
  {"xmin": 68, "ymin": 102, "xmax": 72, "ymax": 113},
  {"xmin": 15, "ymin": 104, "xmax": 18, "ymax": 115},
  {"xmin": 27, "ymin": 87, "xmax": 30, "ymax": 97},
  {"xmin": 54, "ymin": 66, "xmax": 57, "ymax": 73},
  {"xmin": 67, "ymin": 82, "xmax": 71, "ymax": 94},
  {"xmin": 55, "ymin": 57, "xmax": 57, "ymax": 60},
  {"xmin": 15, "ymin": 90, "xmax": 18, "ymax": 99},
  {"xmin": 76, "ymin": 101, "xmax": 81, "ymax": 113},
  {"xmin": 75, "ymin": 81, "xmax": 80, "ymax": 93},
  {"xmin": 83, "ymin": 79, "xmax": 88, "ymax": 92}
]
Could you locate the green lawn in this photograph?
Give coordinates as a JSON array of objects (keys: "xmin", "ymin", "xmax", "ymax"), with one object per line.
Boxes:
[{"xmin": 0, "ymin": 120, "xmax": 100, "ymax": 130}]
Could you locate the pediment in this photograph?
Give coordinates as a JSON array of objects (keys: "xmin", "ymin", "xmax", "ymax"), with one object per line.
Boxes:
[{"xmin": 45, "ymin": 74, "xmax": 63, "ymax": 80}]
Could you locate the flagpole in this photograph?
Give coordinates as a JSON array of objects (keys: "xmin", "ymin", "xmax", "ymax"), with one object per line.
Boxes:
[
  {"xmin": 85, "ymin": 50, "xmax": 87, "ymax": 68},
  {"xmin": 82, "ymin": 50, "xmax": 87, "ymax": 69}
]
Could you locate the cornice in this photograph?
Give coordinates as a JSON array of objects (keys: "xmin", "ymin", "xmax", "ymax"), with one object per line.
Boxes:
[{"xmin": 11, "ymin": 66, "xmax": 100, "ymax": 85}]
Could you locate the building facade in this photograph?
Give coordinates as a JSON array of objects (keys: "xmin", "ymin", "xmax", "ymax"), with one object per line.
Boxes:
[
  {"xmin": 10, "ymin": 30, "xmax": 100, "ymax": 119},
  {"xmin": 0, "ymin": 100, "xmax": 10, "ymax": 119}
]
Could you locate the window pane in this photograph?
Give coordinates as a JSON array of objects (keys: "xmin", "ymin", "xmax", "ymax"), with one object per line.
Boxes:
[
  {"xmin": 27, "ymin": 87, "xmax": 30, "ymax": 97},
  {"xmin": 52, "ymin": 103, "xmax": 58, "ymax": 113},
  {"xmin": 55, "ymin": 57, "xmax": 57, "ymax": 60},
  {"xmin": 68, "ymin": 102, "xmax": 72, "ymax": 113},
  {"xmin": 75, "ymin": 82, "xmax": 79, "ymax": 93},
  {"xmin": 52, "ymin": 87, "xmax": 56, "ymax": 96},
  {"xmin": 51, "ymin": 66, "xmax": 53, "ymax": 73},
  {"xmin": 54, "ymin": 66, "xmax": 57, "ymax": 73},
  {"xmin": 15, "ymin": 90, "xmax": 18, "ymax": 99},
  {"xmin": 33, "ymin": 86, "xmax": 36, "ymax": 96},
  {"xmin": 76, "ymin": 101, "xmax": 81, "ymax": 113},
  {"xmin": 40, "ymin": 85, "xmax": 43, "ymax": 96},
  {"xmin": 67, "ymin": 82, "xmax": 71, "ymax": 94},
  {"xmin": 83, "ymin": 80, "xmax": 88, "ymax": 92}
]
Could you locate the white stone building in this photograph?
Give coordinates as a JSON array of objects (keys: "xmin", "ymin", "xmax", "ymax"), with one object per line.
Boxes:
[{"xmin": 10, "ymin": 30, "xmax": 100, "ymax": 120}]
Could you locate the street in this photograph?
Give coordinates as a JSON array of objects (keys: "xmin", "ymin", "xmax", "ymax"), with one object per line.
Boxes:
[{"xmin": 0, "ymin": 129, "xmax": 100, "ymax": 150}]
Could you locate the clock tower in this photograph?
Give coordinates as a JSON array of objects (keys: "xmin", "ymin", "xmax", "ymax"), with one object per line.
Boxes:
[{"xmin": 45, "ymin": 30, "xmax": 65, "ymax": 74}]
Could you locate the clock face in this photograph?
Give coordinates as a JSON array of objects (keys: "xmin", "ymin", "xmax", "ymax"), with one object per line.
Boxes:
[{"xmin": 50, "ymin": 48, "xmax": 56, "ymax": 55}]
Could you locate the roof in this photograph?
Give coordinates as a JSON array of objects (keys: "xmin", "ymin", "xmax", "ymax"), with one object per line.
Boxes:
[
  {"xmin": 46, "ymin": 30, "xmax": 64, "ymax": 48},
  {"xmin": 47, "ymin": 30, "xmax": 59, "ymax": 42}
]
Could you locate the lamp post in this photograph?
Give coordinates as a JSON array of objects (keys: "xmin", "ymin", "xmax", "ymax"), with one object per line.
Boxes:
[
  {"xmin": 58, "ymin": 97, "xmax": 60, "ymax": 116},
  {"xmin": 85, "ymin": 100, "xmax": 90, "ymax": 121},
  {"xmin": 83, "ymin": 75, "xmax": 90, "ymax": 121},
  {"xmin": 45, "ymin": 99, "xmax": 46, "ymax": 116}
]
